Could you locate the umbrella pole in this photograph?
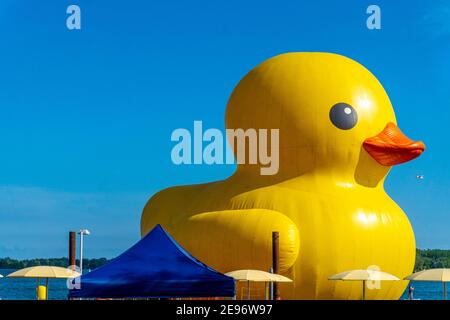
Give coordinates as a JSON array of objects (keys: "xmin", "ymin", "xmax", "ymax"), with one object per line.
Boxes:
[
  {"xmin": 265, "ymin": 282, "xmax": 268, "ymax": 300},
  {"xmin": 444, "ymin": 282, "xmax": 447, "ymax": 300},
  {"xmin": 362, "ymin": 280, "xmax": 366, "ymax": 300},
  {"xmin": 45, "ymin": 278, "xmax": 49, "ymax": 300}
]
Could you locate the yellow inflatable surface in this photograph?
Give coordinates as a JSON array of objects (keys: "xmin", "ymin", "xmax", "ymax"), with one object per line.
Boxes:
[{"xmin": 141, "ymin": 52, "xmax": 425, "ymax": 299}]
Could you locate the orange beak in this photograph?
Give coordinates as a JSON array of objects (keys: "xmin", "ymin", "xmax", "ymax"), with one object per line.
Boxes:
[{"xmin": 363, "ymin": 122, "xmax": 425, "ymax": 166}]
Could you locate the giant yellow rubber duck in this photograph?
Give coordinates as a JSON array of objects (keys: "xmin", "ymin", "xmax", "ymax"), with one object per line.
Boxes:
[{"xmin": 141, "ymin": 53, "xmax": 425, "ymax": 299}]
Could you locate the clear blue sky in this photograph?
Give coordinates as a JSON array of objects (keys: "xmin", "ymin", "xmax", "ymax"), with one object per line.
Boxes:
[{"xmin": 0, "ymin": 0, "xmax": 448, "ymax": 258}]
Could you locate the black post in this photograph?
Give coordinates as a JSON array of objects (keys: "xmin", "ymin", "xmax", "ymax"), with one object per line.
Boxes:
[
  {"xmin": 272, "ymin": 231, "xmax": 280, "ymax": 300},
  {"xmin": 69, "ymin": 231, "xmax": 76, "ymax": 270}
]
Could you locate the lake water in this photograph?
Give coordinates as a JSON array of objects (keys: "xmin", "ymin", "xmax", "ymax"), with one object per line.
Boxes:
[
  {"xmin": 0, "ymin": 269, "xmax": 70, "ymax": 300},
  {"xmin": 0, "ymin": 269, "xmax": 446, "ymax": 300}
]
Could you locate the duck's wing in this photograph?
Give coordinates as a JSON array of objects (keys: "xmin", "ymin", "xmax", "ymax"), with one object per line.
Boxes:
[{"xmin": 170, "ymin": 208, "xmax": 300, "ymax": 274}]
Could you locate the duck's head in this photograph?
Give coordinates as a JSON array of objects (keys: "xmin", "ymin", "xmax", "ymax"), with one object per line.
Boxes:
[{"xmin": 226, "ymin": 52, "xmax": 425, "ymax": 186}]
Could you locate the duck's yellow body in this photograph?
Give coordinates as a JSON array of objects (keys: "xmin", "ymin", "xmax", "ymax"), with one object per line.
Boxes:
[{"xmin": 141, "ymin": 53, "xmax": 424, "ymax": 299}]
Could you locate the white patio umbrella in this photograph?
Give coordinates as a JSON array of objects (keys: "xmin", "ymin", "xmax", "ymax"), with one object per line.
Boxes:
[
  {"xmin": 405, "ymin": 268, "xmax": 450, "ymax": 300},
  {"xmin": 8, "ymin": 266, "xmax": 80, "ymax": 300},
  {"xmin": 226, "ymin": 269, "xmax": 292, "ymax": 300},
  {"xmin": 329, "ymin": 269, "xmax": 400, "ymax": 300}
]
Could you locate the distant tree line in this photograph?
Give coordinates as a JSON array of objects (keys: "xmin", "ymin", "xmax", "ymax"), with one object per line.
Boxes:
[
  {"xmin": 0, "ymin": 257, "xmax": 109, "ymax": 270},
  {"xmin": 415, "ymin": 249, "xmax": 450, "ymax": 271},
  {"xmin": 0, "ymin": 249, "xmax": 448, "ymax": 271}
]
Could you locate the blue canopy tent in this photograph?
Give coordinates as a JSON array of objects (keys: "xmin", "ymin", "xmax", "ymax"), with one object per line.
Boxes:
[{"xmin": 68, "ymin": 224, "xmax": 235, "ymax": 298}]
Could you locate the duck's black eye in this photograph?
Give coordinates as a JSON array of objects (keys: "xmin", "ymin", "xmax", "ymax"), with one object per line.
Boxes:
[{"xmin": 329, "ymin": 103, "xmax": 358, "ymax": 130}]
